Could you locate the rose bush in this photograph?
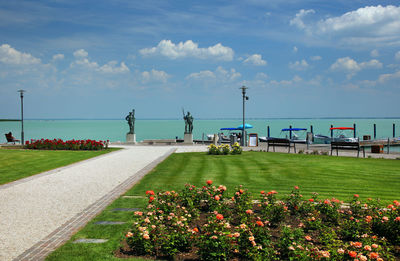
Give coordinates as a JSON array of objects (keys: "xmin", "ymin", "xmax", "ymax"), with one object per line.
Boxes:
[
  {"xmin": 121, "ymin": 181, "xmax": 399, "ymax": 260},
  {"xmin": 25, "ymin": 138, "xmax": 108, "ymax": 150}
]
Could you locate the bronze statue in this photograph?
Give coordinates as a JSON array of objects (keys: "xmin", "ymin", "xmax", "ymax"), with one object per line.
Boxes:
[
  {"xmin": 182, "ymin": 109, "xmax": 193, "ymax": 134},
  {"xmin": 125, "ymin": 109, "xmax": 135, "ymax": 134}
]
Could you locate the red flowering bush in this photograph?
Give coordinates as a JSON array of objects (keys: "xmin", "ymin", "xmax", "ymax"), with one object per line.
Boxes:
[
  {"xmin": 120, "ymin": 181, "xmax": 399, "ymax": 260},
  {"xmin": 25, "ymin": 138, "xmax": 108, "ymax": 150}
]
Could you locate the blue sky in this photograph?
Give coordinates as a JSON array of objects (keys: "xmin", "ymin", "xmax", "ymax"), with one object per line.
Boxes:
[{"xmin": 1, "ymin": 0, "xmax": 400, "ymax": 119}]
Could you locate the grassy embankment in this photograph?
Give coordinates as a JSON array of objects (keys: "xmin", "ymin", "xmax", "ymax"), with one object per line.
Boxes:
[
  {"xmin": 0, "ymin": 148, "xmax": 118, "ymax": 185},
  {"xmin": 46, "ymin": 151, "xmax": 400, "ymax": 261}
]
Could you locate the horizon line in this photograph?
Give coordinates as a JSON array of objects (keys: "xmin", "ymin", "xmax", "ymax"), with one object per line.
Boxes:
[{"xmin": 8, "ymin": 116, "xmax": 400, "ymax": 121}]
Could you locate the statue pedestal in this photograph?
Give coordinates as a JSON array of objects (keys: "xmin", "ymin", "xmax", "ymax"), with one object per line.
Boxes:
[
  {"xmin": 126, "ymin": 133, "xmax": 136, "ymax": 143},
  {"xmin": 183, "ymin": 133, "xmax": 193, "ymax": 144}
]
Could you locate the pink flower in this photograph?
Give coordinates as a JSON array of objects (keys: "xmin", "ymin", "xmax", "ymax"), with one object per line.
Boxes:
[
  {"xmin": 214, "ymin": 195, "xmax": 220, "ymax": 201},
  {"xmin": 246, "ymin": 209, "xmax": 253, "ymax": 215},
  {"xmin": 206, "ymin": 180, "xmax": 213, "ymax": 185},
  {"xmin": 294, "ymin": 186, "xmax": 299, "ymax": 190},
  {"xmin": 125, "ymin": 232, "xmax": 133, "ymax": 238},
  {"xmin": 348, "ymin": 251, "xmax": 357, "ymax": 258},
  {"xmin": 308, "ymin": 198, "xmax": 314, "ymax": 202},
  {"xmin": 216, "ymin": 214, "xmax": 224, "ymax": 220},
  {"xmin": 304, "ymin": 235, "xmax": 312, "ymax": 241},
  {"xmin": 143, "ymin": 234, "xmax": 150, "ymax": 240},
  {"xmin": 369, "ymin": 252, "xmax": 379, "ymax": 259},
  {"xmin": 364, "ymin": 245, "xmax": 372, "ymax": 251},
  {"xmin": 382, "ymin": 216, "xmax": 389, "ymax": 222},
  {"xmin": 354, "ymin": 194, "xmax": 359, "ymax": 198},
  {"xmin": 256, "ymin": 221, "xmax": 264, "ymax": 227},
  {"xmin": 395, "ymin": 216, "xmax": 400, "ymax": 222}
]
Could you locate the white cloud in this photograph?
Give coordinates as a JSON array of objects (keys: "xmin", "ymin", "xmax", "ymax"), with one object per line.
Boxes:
[
  {"xmin": 186, "ymin": 66, "xmax": 241, "ymax": 83},
  {"xmin": 0, "ymin": 44, "xmax": 41, "ymax": 65},
  {"xmin": 330, "ymin": 57, "xmax": 382, "ymax": 78},
  {"xmin": 216, "ymin": 66, "xmax": 241, "ymax": 81},
  {"xmin": 270, "ymin": 75, "xmax": 303, "ymax": 87},
  {"xmin": 255, "ymin": 72, "xmax": 268, "ymax": 80},
  {"xmin": 73, "ymin": 49, "xmax": 88, "ymax": 58},
  {"xmin": 395, "ymin": 51, "xmax": 400, "ymax": 61},
  {"xmin": 293, "ymin": 46, "xmax": 298, "ymax": 53},
  {"xmin": 289, "ymin": 59, "xmax": 309, "ymax": 70},
  {"xmin": 52, "ymin": 54, "xmax": 64, "ymax": 60},
  {"xmin": 378, "ymin": 70, "xmax": 400, "ymax": 83},
  {"xmin": 98, "ymin": 61, "xmax": 129, "ymax": 74},
  {"xmin": 70, "ymin": 50, "xmax": 129, "ymax": 74},
  {"xmin": 140, "ymin": 40, "xmax": 234, "ymax": 61},
  {"xmin": 141, "ymin": 69, "xmax": 170, "ymax": 83},
  {"xmin": 360, "ymin": 59, "xmax": 383, "ymax": 69},
  {"xmin": 291, "ymin": 5, "xmax": 400, "ymax": 47},
  {"xmin": 290, "ymin": 9, "xmax": 315, "ymax": 30},
  {"xmin": 73, "ymin": 58, "xmax": 98, "ymax": 69},
  {"xmin": 310, "ymin": 55, "xmax": 322, "ymax": 61},
  {"xmin": 370, "ymin": 49, "xmax": 379, "ymax": 57},
  {"xmin": 243, "ymin": 54, "xmax": 267, "ymax": 66},
  {"xmin": 186, "ymin": 70, "xmax": 215, "ymax": 80}
]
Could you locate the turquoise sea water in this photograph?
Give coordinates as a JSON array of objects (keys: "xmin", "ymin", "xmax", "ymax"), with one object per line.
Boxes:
[{"xmin": 1, "ymin": 118, "xmax": 399, "ymax": 144}]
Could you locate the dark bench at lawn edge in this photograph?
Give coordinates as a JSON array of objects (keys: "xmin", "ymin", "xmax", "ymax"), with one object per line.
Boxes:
[
  {"xmin": 331, "ymin": 141, "xmax": 365, "ymax": 158},
  {"xmin": 267, "ymin": 138, "xmax": 296, "ymax": 153}
]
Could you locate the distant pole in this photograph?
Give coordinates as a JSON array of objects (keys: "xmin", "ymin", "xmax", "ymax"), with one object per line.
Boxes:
[
  {"xmin": 330, "ymin": 125, "xmax": 333, "ymax": 138},
  {"xmin": 18, "ymin": 90, "xmax": 26, "ymax": 145},
  {"xmin": 310, "ymin": 125, "xmax": 313, "ymax": 134},
  {"xmin": 240, "ymin": 86, "xmax": 249, "ymax": 146},
  {"xmin": 393, "ymin": 123, "xmax": 396, "ymax": 138},
  {"xmin": 289, "ymin": 125, "xmax": 292, "ymax": 139},
  {"xmin": 353, "ymin": 123, "xmax": 356, "ymax": 138},
  {"xmin": 373, "ymin": 124, "xmax": 376, "ymax": 139},
  {"xmin": 267, "ymin": 126, "xmax": 270, "ymax": 137}
]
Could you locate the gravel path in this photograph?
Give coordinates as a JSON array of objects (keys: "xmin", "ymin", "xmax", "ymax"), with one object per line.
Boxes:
[{"xmin": 0, "ymin": 146, "xmax": 183, "ymax": 261}]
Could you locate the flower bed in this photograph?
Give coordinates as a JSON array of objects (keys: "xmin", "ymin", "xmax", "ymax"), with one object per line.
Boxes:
[
  {"xmin": 118, "ymin": 181, "xmax": 400, "ymax": 260},
  {"xmin": 208, "ymin": 142, "xmax": 242, "ymax": 155},
  {"xmin": 25, "ymin": 138, "xmax": 108, "ymax": 150}
]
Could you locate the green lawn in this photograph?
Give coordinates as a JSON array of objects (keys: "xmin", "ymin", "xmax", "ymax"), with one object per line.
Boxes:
[
  {"xmin": 46, "ymin": 151, "xmax": 400, "ymax": 261},
  {"xmin": 0, "ymin": 148, "xmax": 118, "ymax": 185}
]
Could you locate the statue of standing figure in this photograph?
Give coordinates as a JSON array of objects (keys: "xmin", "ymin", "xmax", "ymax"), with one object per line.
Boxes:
[
  {"xmin": 182, "ymin": 109, "xmax": 194, "ymax": 134},
  {"xmin": 125, "ymin": 109, "xmax": 135, "ymax": 134}
]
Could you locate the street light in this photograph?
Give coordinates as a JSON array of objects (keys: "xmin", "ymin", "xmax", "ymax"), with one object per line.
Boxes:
[
  {"xmin": 17, "ymin": 90, "xmax": 26, "ymax": 145},
  {"xmin": 240, "ymin": 86, "xmax": 249, "ymax": 146}
]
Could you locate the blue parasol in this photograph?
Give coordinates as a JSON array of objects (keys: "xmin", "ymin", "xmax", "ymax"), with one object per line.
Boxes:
[
  {"xmin": 237, "ymin": 123, "xmax": 253, "ymax": 130},
  {"xmin": 281, "ymin": 128, "xmax": 307, "ymax": 131}
]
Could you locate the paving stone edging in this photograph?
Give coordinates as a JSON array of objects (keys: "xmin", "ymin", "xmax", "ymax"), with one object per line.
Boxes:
[{"xmin": 14, "ymin": 148, "xmax": 176, "ymax": 261}]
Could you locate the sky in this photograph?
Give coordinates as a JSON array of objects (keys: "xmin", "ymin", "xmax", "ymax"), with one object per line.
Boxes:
[{"xmin": 1, "ymin": 0, "xmax": 400, "ymax": 119}]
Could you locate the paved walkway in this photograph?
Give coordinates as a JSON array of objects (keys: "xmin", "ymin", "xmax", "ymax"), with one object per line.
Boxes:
[{"xmin": 0, "ymin": 146, "xmax": 195, "ymax": 261}]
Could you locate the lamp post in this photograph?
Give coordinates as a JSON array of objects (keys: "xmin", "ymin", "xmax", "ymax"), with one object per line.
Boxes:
[
  {"xmin": 18, "ymin": 90, "xmax": 26, "ymax": 145},
  {"xmin": 240, "ymin": 86, "xmax": 249, "ymax": 146}
]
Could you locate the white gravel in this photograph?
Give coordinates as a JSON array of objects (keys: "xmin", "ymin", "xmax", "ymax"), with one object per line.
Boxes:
[{"xmin": 0, "ymin": 146, "xmax": 177, "ymax": 261}]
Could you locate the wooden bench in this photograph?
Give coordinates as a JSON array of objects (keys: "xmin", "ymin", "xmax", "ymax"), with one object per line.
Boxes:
[
  {"xmin": 330, "ymin": 141, "xmax": 365, "ymax": 158},
  {"xmin": 267, "ymin": 138, "xmax": 296, "ymax": 153}
]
